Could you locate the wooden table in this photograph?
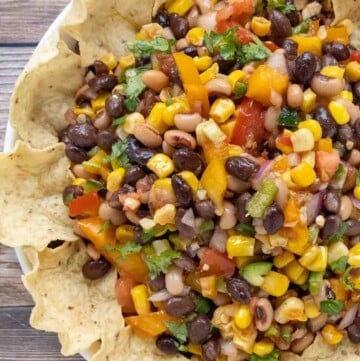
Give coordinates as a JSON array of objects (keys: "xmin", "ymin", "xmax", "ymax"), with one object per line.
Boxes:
[{"xmin": 0, "ymin": 1, "xmax": 83, "ymax": 360}]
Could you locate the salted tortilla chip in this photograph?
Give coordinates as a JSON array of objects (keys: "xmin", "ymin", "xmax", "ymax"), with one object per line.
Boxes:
[
  {"xmin": 23, "ymin": 240, "xmax": 124, "ymax": 357},
  {"xmin": 0, "ymin": 141, "xmax": 76, "ymax": 251},
  {"xmin": 62, "ymin": 0, "xmax": 154, "ymax": 67}
]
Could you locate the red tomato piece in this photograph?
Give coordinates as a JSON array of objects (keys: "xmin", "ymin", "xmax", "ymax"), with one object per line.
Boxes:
[
  {"xmin": 263, "ymin": 41, "xmax": 279, "ymax": 52},
  {"xmin": 350, "ymin": 50, "xmax": 360, "ymax": 62},
  {"xmin": 236, "ymin": 26, "xmax": 253, "ymax": 44},
  {"xmin": 115, "ymin": 275, "xmax": 137, "ymax": 314},
  {"xmin": 68, "ymin": 191, "xmax": 100, "ymax": 217},
  {"xmin": 277, "ymin": 134, "xmax": 292, "ymax": 147},
  {"xmin": 199, "ymin": 248, "xmax": 236, "ymax": 278}
]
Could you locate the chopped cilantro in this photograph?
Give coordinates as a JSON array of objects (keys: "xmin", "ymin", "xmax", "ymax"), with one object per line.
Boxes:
[
  {"xmin": 235, "ymin": 223, "xmax": 256, "ymax": 237},
  {"xmin": 341, "ymin": 267, "xmax": 356, "ymax": 290},
  {"xmin": 320, "ymin": 300, "xmax": 344, "ymax": 315},
  {"xmin": 277, "ymin": 107, "xmax": 299, "ymax": 128},
  {"xmin": 104, "ymin": 242, "xmax": 141, "ymax": 259},
  {"xmin": 267, "ymin": 0, "xmax": 295, "ymax": 14},
  {"xmin": 328, "ymin": 222, "xmax": 349, "ymax": 243},
  {"xmin": 200, "ymin": 219, "xmax": 215, "ymax": 233},
  {"xmin": 280, "ymin": 328, "xmax": 291, "ymax": 343},
  {"xmin": 98, "ymin": 220, "xmax": 112, "ymax": 233},
  {"xmin": 250, "ymin": 350, "xmax": 280, "ymax": 361},
  {"xmin": 124, "ymin": 97, "xmax": 139, "ymax": 112},
  {"xmin": 164, "ymin": 321, "xmax": 188, "ymax": 343},
  {"xmin": 292, "ymin": 19, "xmax": 310, "ymax": 34},
  {"xmin": 84, "ymin": 179, "xmax": 103, "ymax": 192},
  {"xmin": 124, "ymin": 67, "xmax": 148, "ymax": 98},
  {"xmin": 103, "ymin": 139, "xmax": 130, "ymax": 168},
  {"xmin": 242, "ymin": 42, "xmax": 271, "ymax": 62},
  {"xmin": 194, "ymin": 294, "xmax": 212, "ymax": 314},
  {"xmin": 127, "ymin": 37, "xmax": 176, "ymax": 59},
  {"xmin": 112, "ymin": 115, "xmax": 126, "ymax": 126},
  {"xmin": 142, "ymin": 225, "xmax": 167, "ymax": 243},
  {"xmin": 177, "ymin": 344, "xmax": 189, "ymax": 353},
  {"xmin": 329, "ymin": 256, "xmax": 348, "ymax": 273},
  {"xmin": 145, "ymin": 250, "xmax": 180, "ymax": 279}
]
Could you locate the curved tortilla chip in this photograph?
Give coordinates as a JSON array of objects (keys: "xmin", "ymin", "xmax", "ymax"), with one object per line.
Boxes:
[
  {"xmin": 0, "ymin": 141, "xmax": 76, "ymax": 251},
  {"xmin": 23, "ymin": 241, "xmax": 124, "ymax": 358}
]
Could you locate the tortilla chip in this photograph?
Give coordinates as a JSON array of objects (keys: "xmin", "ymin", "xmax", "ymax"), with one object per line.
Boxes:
[
  {"xmin": 0, "ymin": 141, "xmax": 76, "ymax": 251},
  {"xmin": 62, "ymin": 0, "xmax": 154, "ymax": 67},
  {"xmin": 23, "ymin": 240, "xmax": 124, "ymax": 357}
]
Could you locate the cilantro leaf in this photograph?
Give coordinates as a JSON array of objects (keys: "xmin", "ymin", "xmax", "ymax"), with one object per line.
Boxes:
[
  {"xmin": 104, "ymin": 242, "xmax": 142, "ymax": 259},
  {"xmin": 124, "ymin": 97, "xmax": 139, "ymax": 112},
  {"xmin": 194, "ymin": 294, "xmax": 213, "ymax": 314},
  {"xmin": 142, "ymin": 225, "xmax": 167, "ymax": 243},
  {"xmin": 280, "ymin": 329, "xmax": 291, "ymax": 343},
  {"xmin": 164, "ymin": 322, "xmax": 188, "ymax": 343},
  {"xmin": 200, "ymin": 219, "xmax": 215, "ymax": 234},
  {"xmin": 125, "ymin": 67, "xmax": 149, "ymax": 99},
  {"xmin": 235, "ymin": 223, "xmax": 256, "ymax": 237},
  {"xmin": 242, "ymin": 43, "xmax": 271, "ymax": 62},
  {"xmin": 98, "ymin": 220, "xmax": 112, "ymax": 233},
  {"xmin": 103, "ymin": 139, "xmax": 129, "ymax": 168},
  {"xmin": 277, "ymin": 107, "xmax": 299, "ymax": 128},
  {"xmin": 292, "ymin": 19, "xmax": 310, "ymax": 35},
  {"xmin": 145, "ymin": 250, "xmax": 180, "ymax": 279},
  {"xmin": 320, "ymin": 300, "xmax": 344, "ymax": 315},
  {"xmin": 268, "ymin": 0, "xmax": 295, "ymax": 14},
  {"xmin": 204, "ymin": 28, "xmax": 238, "ymax": 60},
  {"xmin": 127, "ymin": 37, "xmax": 176, "ymax": 59},
  {"xmin": 250, "ymin": 350, "xmax": 280, "ymax": 361},
  {"xmin": 341, "ymin": 267, "xmax": 356, "ymax": 290},
  {"xmin": 328, "ymin": 222, "xmax": 349, "ymax": 243},
  {"xmin": 329, "ymin": 256, "xmax": 348, "ymax": 273},
  {"xmin": 112, "ymin": 115, "xmax": 126, "ymax": 127}
]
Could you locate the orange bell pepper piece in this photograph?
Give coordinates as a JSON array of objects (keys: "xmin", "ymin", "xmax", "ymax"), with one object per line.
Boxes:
[
  {"xmin": 202, "ymin": 138, "xmax": 229, "ymax": 164},
  {"xmin": 289, "ymin": 35, "xmax": 322, "ymax": 57},
  {"xmin": 69, "ymin": 191, "xmax": 100, "ymax": 217},
  {"xmin": 77, "ymin": 217, "xmax": 148, "ymax": 283},
  {"xmin": 281, "ymin": 222, "xmax": 309, "ymax": 256},
  {"xmin": 325, "ymin": 26, "xmax": 349, "ymax": 45},
  {"xmin": 173, "ymin": 52, "xmax": 209, "ymax": 117}
]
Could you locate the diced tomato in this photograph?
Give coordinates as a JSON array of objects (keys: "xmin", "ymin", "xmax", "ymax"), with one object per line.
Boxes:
[
  {"xmin": 69, "ymin": 191, "xmax": 100, "ymax": 217},
  {"xmin": 236, "ymin": 27, "xmax": 253, "ymax": 44},
  {"xmin": 315, "ymin": 149, "xmax": 341, "ymax": 182},
  {"xmin": 277, "ymin": 133, "xmax": 292, "ymax": 147},
  {"xmin": 115, "ymin": 275, "xmax": 137, "ymax": 314},
  {"xmin": 230, "ymin": 97, "xmax": 265, "ymax": 153},
  {"xmin": 263, "ymin": 41, "xmax": 279, "ymax": 52},
  {"xmin": 199, "ymin": 248, "xmax": 236, "ymax": 278},
  {"xmin": 216, "ymin": 21, "xmax": 253, "ymax": 44},
  {"xmin": 350, "ymin": 50, "xmax": 360, "ymax": 62},
  {"xmin": 216, "ymin": 0, "xmax": 254, "ymax": 24}
]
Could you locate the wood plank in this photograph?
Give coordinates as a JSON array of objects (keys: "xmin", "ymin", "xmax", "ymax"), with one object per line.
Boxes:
[
  {"xmin": 0, "ymin": 306, "xmax": 84, "ymax": 360},
  {"xmin": 0, "ymin": 0, "xmax": 69, "ymax": 44}
]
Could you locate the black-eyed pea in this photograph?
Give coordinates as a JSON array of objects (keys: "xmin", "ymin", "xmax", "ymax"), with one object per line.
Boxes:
[
  {"xmin": 141, "ymin": 70, "xmax": 169, "ymax": 92},
  {"xmin": 134, "ymin": 123, "xmax": 163, "ymax": 148},
  {"xmin": 174, "ymin": 112, "xmax": 203, "ymax": 132},
  {"xmin": 164, "ymin": 129, "xmax": 197, "ymax": 150}
]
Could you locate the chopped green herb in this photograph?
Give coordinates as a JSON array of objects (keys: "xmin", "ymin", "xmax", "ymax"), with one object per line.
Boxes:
[
  {"xmin": 103, "ymin": 139, "xmax": 130, "ymax": 168},
  {"xmin": 268, "ymin": 0, "xmax": 295, "ymax": 14},
  {"xmin": 265, "ymin": 325, "xmax": 279, "ymax": 337},
  {"xmin": 341, "ymin": 267, "xmax": 356, "ymax": 290},
  {"xmin": 292, "ymin": 19, "xmax": 310, "ymax": 34},
  {"xmin": 250, "ymin": 350, "xmax": 280, "ymax": 361},
  {"xmin": 320, "ymin": 300, "xmax": 344, "ymax": 315},
  {"xmin": 142, "ymin": 225, "xmax": 167, "ymax": 243},
  {"xmin": 280, "ymin": 328, "xmax": 291, "ymax": 343},
  {"xmin": 234, "ymin": 82, "xmax": 247, "ymax": 99},
  {"xmin": 242, "ymin": 42, "xmax": 271, "ymax": 62},
  {"xmin": 215, "ymin": 278, "xmax": 227, "ymax": 291},
  {"xmin": 330, "ymin": 256, "xmax": 348, "ymax": 273},
  {"xmin": 127, "ymin": 37, "xmax": 176, "ymax": 59},
  {"xmin": 145, "ymin": 250, "xmax": 180, "ymax": 279},
  {"xmin": 112, "ymin": 115, "xmax": 127, "ymax": 127},
  {"xmin": 308, "ymin": 271, "xmax": 324, "ymax": 296},
  {"xmin": 84, "ymin": 179, "xmax": 103, "ymax": 192},
  {"xmin": 177, "ymin": 344, "xmax": 189, "ymax": 353},
  {"xmin": 124, "ymin": 96, "xmax": 139, "ymax": 112},
  {"xmin": 124, "ymin": 67, "xmax": 149, "ymax": 98},
  {"xmin": 104, "ymin": 242, "xmax": 141, "ymax": 259},
  {"xmin": 200, "ymin": 219, "xmax": 215, "ymax": 233},
  {"xmin": 194, "ymin": 294, "xmax": 212, "ymax": 314},
  {"xmin": 164, "ymin": 321, "xmax": 188, "ymax": 343},
  {"xmin": 307, "ymin": 225, "xmax": 319, "ymax": 243},
  {"xmin": 235, "ymin": 223, "xmax": 256, "ymax": 237},
  {"xmin": 328, "ymin": 222, "xmax": 349, "ymax": 243},
  {"xmin": 98, "ymin": 220, "xmax": 113, "ymax": 234},
  {"xmin": 277, "ymin": 107, "xmax": 300, "ymax": 128}
]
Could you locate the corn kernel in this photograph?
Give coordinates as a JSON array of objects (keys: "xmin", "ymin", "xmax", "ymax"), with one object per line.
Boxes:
[
  {"xmin": 107, "ymin": 167, "xmax": 126, "ymax": 192},
  {"xmin": 162, "ymin": 98, "xmax": 190, "ymax": 126},
  {"xmin": 349, "ymin": 243, "xmax": 360, "ymax": 267},
  {"xmin": 283, "ymin": 260, "xmax": 309, "ymax": 285},
  {"xmin": 186, "ymin": 27, "xmax": 205, "ymax": 46},
  {"xmin": 235, "ymin": 256, "xmax": 254, "ymax": 268},
  {"xmin": 136, "ymin": 23, "xmax": 163, "ymax": 40},
  {"xmin": 226, "ymin": 235, "xmax": 255, "ymax": 257},
  {"xmin": 72, "ymin": 177, "xmax": 86, "ymax": 187},
  {"xmin": 131, "ymin": 284, "xmax": 151, "ymax": 315},
  {"xmin": 196, "ymin": 119, "xmax": 227, "ymax": 145},
  {"xmin": 119, "ymin": 53, "xmax": 136, "ymax": 69},
  {"xmin": 234, "ymin": 305, "xmax": 253, "ymax": 329},
  {"xmin": 152, "ymin": 178, "xmax": 173, "ymax": 192},
  {"xmin": 291, "ymin": 128, "xmax": 315, "ymax": 152},
  {"xmin": 233, "ymin": 326, "xmax": 257, "ymax": 354},
  {"xmin": 328, "ymin": 101, "xmax": 350, "ymax": 125},
  {"xmin": 253, "ymin": 339, "xmax": 274, "ymax": 357},
  {"xmin": 274, "ymin": 297, "xmax": 307, "ymax": 324},
  {"xmin": 290, "ymin": 162, "xmax": 316, "ymax": 187},
  {"xmin": 321, "ymin": 324, "xmax": 344, "ymax": 345},
  {"xmin": 82, "ymin": 150, "xmax": 108, "ymax": 175},
  {"xmin": 299, "ymin": 245, "xmax": 328, "ymax": 272},
  {"xmin": 123, "ymin": 112, "xmax": 145, "ymax": 134},
  {"xmin": 116, "ymin": 225, "xmax": 134, "ymax": 243},
  {"xmin": 301, "ymin": 151, "xmax": 316, "ymax": 167},
  {"xmin": 100, "ymin": 164, "xmax": 111, "ymax": 181},
  {"xmin": 298, "ymin": 119, "xmax": 322, "ymax": 142},
  {"xmin": 200, "ymin": 63, "xmax": 219, "ymax": 84},
  {"xmin": 167, "ymin": 0, "xmax": 194, "ymax": 16},
  {"xmin": 317, "ymin": 138, "xmax": 333, "ymax": 152},
  {"xmin": 220, "ymin": 120, "xmax": 236, "ymax": 137},
  {"xmin": 147, "ymin": 102, "xmax": 168, "ymax": 133},
  {"xmin": 260, "ymin": 271, "xmax": 290, "ymax": 297},
  {"xmin": 328, "ymin": 242, "xmax": 349, "ymax": 265},
  {"xmin": 228, "ymin": 143, "xmax": 244, "ymax": 157},
  {"xmin": 274, "ymin": 251, "xmax": 296, "ymax": 268},
  {"xmin": 147, "ymin": 154, "xmax": 174, "ymax": 178},
  {"xmin": 339, "ymin": 90, "xmax": 354, "ymax": 102},
  {"xmin": 320, "ymin": 65, "xmax": 345, "ymax": 79},
  {"xmin": 250, "ymin": 16, "xmax": 271, "ymax": 37},
  {"xmin": 91, "ymin": 93, "xmax": 109, "ymax": 112},
  {"xmin": 200, "ymin": 275, "xmax": 217, "ymax": 299},
  {"xmin": 73, "ymin": 106, "xmax": 95, "ymax": 119},
  {"xmin": 227, "ymin": 70, "xmax": 246, "ymax": 91},
  {"xmin": 153, "ymin": 204, "xmax": 176, "ymax": 225},
  {"xmin": 209, "ymin": 98, "xmax": 235, "ymax": 123},
  {"xmin": 100, "ymin": 53, "xmax": 117, "ymax": 70},
  {"xmin": 345, "ymin": 61, "xmax": 360, "ymax": 82},
  {"xmin": 303, "ymin": 295, "xmax": 320, "ymax": 318},
  {"xmin": 301, "ymin": 88, "xmax": 317, "ymax": 113},
  {"xmin": 193, "ymin": 56, "xmax": 212, "ymax": 71},
  {"xmin": 354, "ymin": 186, "xmax": 360, "ymax": 199},
  {"xmin": 177, "ymin": 171, "xmax": 199, "ymax": 193}
]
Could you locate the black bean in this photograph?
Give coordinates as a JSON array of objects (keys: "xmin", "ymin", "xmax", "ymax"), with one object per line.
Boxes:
[
  {"xmin": 108, "ymin": 185, "xmax": 134, "ymax": 210},
  {"xmin": 156, "ymin": 334, "xmax": 179, "ymax": 354},
  {"xmin": 93, "ymin": 60, "xmax": 109, "ymax": 75},
  {"xmin": 171, "ymin": 174, "xmax": 192, "ymax": 206},
  {"xmin": 212, "ymin": 55, "xmax": 237, "ymax": 74},
  {"xmin": 225, "ymin": 156, "xmax": 259, "ymax": 181},
  {"xmin": 133, "ymin": 225, "xmax": 147, "ymax": 244},
  {"xmin": 323, "ymin": 189, "xmax": 340, "ymax": 213},
  {"xmin": 123, "ymin": 165, "xmax": 146, "ymax": 186},
  {"xmin": 235, "ymin": 192, "xmax": 252, "ymax": 223},
  {"xmin": 348, "ymin": 318, "xmax": 360, "ymax": 344},
  {"xmin": 314, "ymin": 106, "xmax": 337, "ymax": 138},
  {"xmin": 163, "ymin": 295, "xmax": 196, "ymax": 317},
  {"xmin": 354, "ymin": 118, "xmax": 360, "ymax": 137},
  {"xmin": 354, "ymin": 82, "xmax": 360, "ymax": 102},
  {"xmin": 187, "ymin": 315, "xmax": 211, "ymax": 344},
  {"xmin": 127, "ymin": 148, "xmax": 156, "ymax": 167},
  {"xmin": 202, "ymin": 338, "xmax": 221, "ymax": 361},
  {"xmin": 322, "ymin": 54, "xmax": 338, "ymax": 66},
  {"xmin": 320, "ymin": 215, "xmax": 341, "ymax": 241},
  {"xmin": 105, "ymin": 93, "xmax": 125, "ymax": 118},
  {"xmin": 62, "ymin": 185, "xmax": 84, "ymax": 205},
  {"xmin": 168, "ymin": 64, "xmax": 182, "ymax": 86},
  {"xmin": 174, "ymin": 251, "xmax": 197, "ymax": 272},
  {"xmin": 148, "ymin": 273, "xmax": 166, "ymax": 292},
  {"xmin": 168, "ymin": 13, "xmax": 189, "ymax": 39},
  {"xmin": 65, "ymin": 143, "xmax": 89, "ymax": 163},
  {"xmin": 173, "ymin": 148, "xmax": 204, "ymax": 176},
  {"xmin": 269, "ymin": 10, "xmax": 292, "ymax": 45},
  {"xmin": 67, "ymin": 123, "xmax": 97, "ymax": 149},
  {"xmin": 88, "ymin": 74, "xmax": 118, "ymax": 92},
  {"xmin": 226, "ymin": 278, "xmax": 251, "ymax": 304},
  {"xmin": 337, "ymin": 124, "xmax": 354, "ymax": 145},
  {"xmin": 263, "ymin": 204, "xmax": 284, "ymax": 234},
  {"xmin": 82, "ymin": 257, "xmax": 111, "ymax": 280},
  {"xmin": 154, "ymin": 8, "xmax": 169, "ymax": 27},
  {"xmin": 175, "ymin": 208, "xmax": 197, "ymax": 240},
  {"xmin": 346, "ymin": 220, "xmax": 360, "ymax": 237},
  {"xmin": 323, "ymin": 41, "xmax": 350, "ymax": 61},
  {"xmin": 294, "ymin": 52, "xmax": 317, "ymax": 84},
  {"xmin": 59, "ymin": 128, "xmax": 71, "ymax": 144},
  {"xmin": 183, "ymin": 46, "xmax": 198, "ymax": 57},
  {"xmin": 194, "ymin": 200, "xmax": 216, "ymax": 219},
  {"xmin": 136, "ymin": 89, "xmax": 158, "ymax": 117},
  {"xmin": 97, "ymin": 130, "xmax": 117, "ymax": 152},
  {"xmin": 286, "ymin": 8, "xmax": 300, "ymax": 26},
  {"xmin": 282, "ymin": 39, "xmax": 298, "ymax": 59},
  {"xmin": 286, "ymin": 58, "xmax": 296, "ymax": 82}
]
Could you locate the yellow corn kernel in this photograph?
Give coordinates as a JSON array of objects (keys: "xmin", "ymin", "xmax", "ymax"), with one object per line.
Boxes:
[
  {"xmin": 349, "ymin": 243, "xmax": 360, "ymax": 267},
  {"xmin": 252, "ymin": 339, "xmax": 274, "ymax": 357},
  {"xmin": 152, "ymin": 177, "xmax": 173, "ymax": 192},
  {"xmin": 167, "ymin": 0, "xmax": 194, "ymax": 15},
  {"xmin": 227, "ymin": 70, "xmax": 246, "ymax": 91},
  {"xmin": 299, "ymin": 245, "xmax": 328, "ymax": 272},
  {"xmin": 339, "ymin": 90, "xmax": 354, "ymax": 102},
  {"xmin": 91, "ymin": 93, "xmax": 109, "ymax": 112},
  {"xmin": 116, "ymin": 225, "xmax": 134, "ymax": 243},
  {"xmin": 250, "ymin": 16, "xmax": 271, "ymax": 37},
  {"xmin": 123, "ymin": 112, "xmax": 145, "ymax": 134},
  {"xmin": 107, "ymin": 167, "xmax": 126, "ymax": 192},
  {"xmin": 209, "ymin": 98, "xmax": 235, "ymax": 124},
  {"xmin": 320, "ymin": 65, "xmax": 345, "ymax": 79},
  {"xmin": 260, "ymin": 271, "xmax": 290, "ymax": 297},
  {"xmin": 82, "ymin": 150, "xmax": 108, "ymax": 175},
  {"xmin": 119, "ymin": 53, "xmax": 136, "ymax": 69},
  {"xmin": 291, "ymin": 128, "xmax": 315, "ymax": 152},
  {"xmin": 200, "ymin": 275, "xmax": 218, "ymax": 299},
  {"xmin": 147, "ymin": 153, "xmax": 174, "ymax": 178},
  {"xmin": 136, "ymin": 23, "xmax": 163, "ymax": 40},
  {"xmin": 196, "ymin": 119, "xmax": 227, "ymax": 145},
  {"xmin": 290, "ymin": 162, "xmax": 316, "ymax": 188},
  {"xmin": 354, "ymin": 186, "xmax": 360, "ymax": 199},
  {"xmin": 301, "ymin": 151, "xmax": 315, "ymax": 167},
  {"xmin": 233, "ymin": 325, "xmax": 257, "ymax": 354},
  {"xmin": 147, "ymin": 102, "xmax": 168, "ymax": 133},
  {"xmin": 228, "ymin": 143, "xmax": 244, "ymax": 157},
  {"xmin": 177, "ymin": 171, "xmax": 199, "ymax": 193},
  {"xmin": 317, "ymin": 138, "xmax": 333, "ymax": 152},
  {"xmin": 100, "ymin": 53, "xmax": 117, "ymax": 70},
  {"xmin": 226, "ymin": 235, "xmax": 255, "ymax": 257},
  {"xmin": 186, "ymin": 27, "xmax": 205, "ymax": 46},
  {"xmin": 328, "ymin": 101, "xmax": 350, "ymax": 125},
  {"xmin": 153, "ymin": 204, "xmax": 176, "ymax": 225},
  {"xmin": 72, "ymin": 177, "xmax": 86, "ymax": 187},
  {"xmin": 303, "ymin": 295, "xmax": 320, "ymax": 318},
  {"xmin": 131, "ymin": 284, "xmax": 151, "ymax": 315},
  {"xmin": 73, "ymin": 106, "xmax": 95, "ymax": 119},
  {"xmin": 300, "ymin": 88, "xmax": 317, "ymax": 113},
  {"xmin": 234, "ymin": 305, "xmax": 253, "ymax": 330},
  {"xmin": 321, "ymin": 324, "xmax": 344, "ymax": 345},
  {"xmin": 345, "ymin": 61, "xmax": 360, "ymax": 82},
  {"xmin": 298, "ymin": 119, "xmax": 322, "ymax": 142},
  {"xmin": 220, "ymin": 120, "xmax": 236, "ymax": 138},
  {"xmin": 162, "ymin": 99, "xmax": 190, "ymax": 126},
  {"xmin": 235, "ymin": 256, "xmax": 254, "ymax": 268},
  {"xmin": 274, "ymin": 297, "xmax": 307, "ymax": 324},
  {"xmin": 100, "ymin": 164, "xmax": 111, "ymax": 181},
  {"xmin": 328, "ymin": 242, "xmax": 349, "ymax": 265},
  {"xmin": 274, "ymin": 251, "xmax": 295, "ymax": 268},
  {"xmin": 200, "ymin": 63, "xmax": 219, "ymax": 84},
  {"xmin": 283, "ymin": 260, "xmax": 309, "ymax": 285},
  {"xmin": 193, "ymin": 56, "xmax": 212, "ymax": 71}
]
